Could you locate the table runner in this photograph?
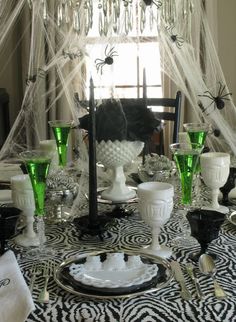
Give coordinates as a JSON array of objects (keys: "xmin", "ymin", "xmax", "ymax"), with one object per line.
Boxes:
[{"xmin": 9, "ymin": 204, "xmax": 236, "ymax": 322}]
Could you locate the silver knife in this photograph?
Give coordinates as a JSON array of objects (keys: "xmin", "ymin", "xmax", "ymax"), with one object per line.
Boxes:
[
  {"xmin": 171, "ymin": 261, "xmax": 192, "ymax": 300},
  {"xmin": 186, "ymin": 263, "xmax": 203, "ymax": 299}
]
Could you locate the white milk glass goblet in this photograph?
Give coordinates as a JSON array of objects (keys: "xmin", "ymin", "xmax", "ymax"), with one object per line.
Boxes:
[
  {"xmin": 11, "ymin": 174, "xmax": 39, "ymax": 247},
  {"xmin": 137, "ymin": 182, "xmax": 174, "ymax": 258},
  {"xmin": 200, "ymin": 152, "xmax": 230, "ymax": 214}
]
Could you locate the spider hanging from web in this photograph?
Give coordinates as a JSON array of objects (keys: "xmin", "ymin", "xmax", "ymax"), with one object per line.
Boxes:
[
  {"xmin": 25, "ymin": 68, "xmax": 46, "ymax": 86},
  {"xmin": 95, "ymin": 45, "xmax": 118, "ymax": 74},
  {"xmin": 167, "ymin": 26, "xmax": 184, "ymax": 49},
  {"xmin": 198, "ymin": 82, "xmax": 232, "ymax": 114},
  {"xmin": 143, "ymin": 0, "xmax": 162, "ymax": 9}
]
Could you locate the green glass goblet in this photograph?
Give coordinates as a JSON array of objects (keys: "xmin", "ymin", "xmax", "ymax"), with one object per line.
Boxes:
[
  {"xmin": 170, "ymin": 143, "xmax": 203, "ymax": 205},
  {"xmin": 183, "ymin": 123, "xmax": 210, "ymax": 146},
  {"xmin": 48, "ymin": 120, "xmax": 73, "ymax": 169},
  {"xmin": 169, "ymin": 143, "xmax": 203, "ymax": 247},
  {"xmin": 183, "ymin": 123, "xmax": 211, "ymax": 205},
  {"xmin": 20, "ymin": 149, "xmax": 54, "ymax": 258}
]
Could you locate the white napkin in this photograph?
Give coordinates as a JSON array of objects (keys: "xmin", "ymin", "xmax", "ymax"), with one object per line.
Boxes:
[{"xmin": 0, "ymin": 250, "xmax": 35, "ymax": 322}]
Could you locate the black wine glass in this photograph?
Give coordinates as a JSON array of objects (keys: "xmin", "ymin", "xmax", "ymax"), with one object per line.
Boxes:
[
  {"xmin": 220, "ymin": 167, "xmax": 236, "ymax": 206},
  {"xmin": 0, "ymin": 206, "xmax": 21, "ymax": 255},
  {"xmin": 186, "ymin": 209, "xmax": 225, "ymax": 261}
]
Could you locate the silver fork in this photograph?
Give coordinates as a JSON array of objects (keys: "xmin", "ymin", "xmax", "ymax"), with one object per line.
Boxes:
[
  {"xmin": 186, "ymin": 263, "xmax": 203, "ymax": 299},
  {"xmin": 29, "ymin": 262, "xmax": 41, "ymax": 294},
  {"xmin": 38, "ymin": 261, "xmax": 54, "ymax": 303}
]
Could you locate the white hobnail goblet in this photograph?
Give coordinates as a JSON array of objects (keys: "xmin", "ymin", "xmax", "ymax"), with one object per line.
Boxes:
[
  {"xmin": 200, "ymin": 152, "xmax": 230, "ymax": 214},
  {"xmin": 96, "ymin": 140, "xmax": 144, "ymax": 202},
  {"xmin": 137, "ymin": 182, "xmax": 174, "ymax": 258},
  {"xmin": 11, "ymin": 174, "xmax": 39, "ymax": 247}
]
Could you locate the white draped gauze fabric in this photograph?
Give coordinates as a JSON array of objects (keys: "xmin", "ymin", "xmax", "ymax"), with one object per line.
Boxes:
[{"xmin": 0, "ymin": 0, "xmax": 235, "ymax": 211}]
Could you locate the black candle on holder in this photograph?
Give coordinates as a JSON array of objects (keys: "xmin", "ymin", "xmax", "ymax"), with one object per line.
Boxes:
[
  {"xmin": 88, "ymin": 77, "xmax": 99, "ymax": 225},
  {"xmin": 73, "ymin": 78, "xmax": 114, "ymax": 239}
]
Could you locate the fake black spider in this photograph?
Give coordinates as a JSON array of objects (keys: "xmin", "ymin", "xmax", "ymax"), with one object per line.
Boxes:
[
  {"xmin": 213, "ymin": 128, "xmax": 221, "ymax": 137},
  {"xmin": 26, "ymin": 74, "xmax": 37, "ymax": 85},
  {"xmin": 25, "ymin": 68, "xmax": 46, "ymax": 86},
  {"xmin": 198, "ymin": 82, "xmax": 232, "ymax": 113},
  {"xmin": 95, "ymin": 45, "xmax": 118, "ymax": 74},
  {"xmin": 143, "ymin": 0, "xmax": 162, "ymax": 8},
  {"xmin": 167, "ymin": 26, "xmax": 184, "ymax": 48}
]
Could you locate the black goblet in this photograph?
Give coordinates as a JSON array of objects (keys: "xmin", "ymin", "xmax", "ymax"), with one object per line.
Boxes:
[
  {"xmin": 0, "ymin": 206, "xmax": 21, "ymax": 255},
  {"xmin": 186, "ymin": 209, "xmax": 225, "ymax": 262},
  {"xmin": 220, "ymin": 167, "xmax": 236, "ymax": 206}
]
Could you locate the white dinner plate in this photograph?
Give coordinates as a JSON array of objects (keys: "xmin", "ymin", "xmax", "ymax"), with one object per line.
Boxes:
[
  {"xmin": 69, "ymin": 253, "xmax": 158, "ymax": 289},
  {"xmin": 55, "ymin": 250, "xmax": 173, "ymax": 299}
]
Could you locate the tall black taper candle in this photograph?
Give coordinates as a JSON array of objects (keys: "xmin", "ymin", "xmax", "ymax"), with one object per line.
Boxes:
[
  {"xmin": 88, "ymin": 77, "xmax": 99, "ymax": 225},
  {"xmin": 74, "ymin": 77, "xmax": 113, "ymax": 239}
]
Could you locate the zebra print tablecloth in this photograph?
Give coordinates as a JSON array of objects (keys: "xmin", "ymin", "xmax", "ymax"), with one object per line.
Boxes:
[{"xmin": 13, "ymin": 203, "xmax": 236, "ymax": 322}]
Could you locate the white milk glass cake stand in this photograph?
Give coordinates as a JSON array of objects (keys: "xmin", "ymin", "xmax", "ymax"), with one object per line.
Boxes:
[{"xmin": 96, "ymin": 140, "xmax": 144, "ymax": 202}]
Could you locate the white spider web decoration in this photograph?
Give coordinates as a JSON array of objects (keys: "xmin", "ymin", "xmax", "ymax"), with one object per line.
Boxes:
[{"xmin": 0, "ymin": 0, "xmax": 235, "ymax": 201}]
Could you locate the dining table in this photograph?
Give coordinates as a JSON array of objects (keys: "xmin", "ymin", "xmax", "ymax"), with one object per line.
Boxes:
[{"xmin": 2, "ymin": 165, "xmax": 236, "ymax": 322}]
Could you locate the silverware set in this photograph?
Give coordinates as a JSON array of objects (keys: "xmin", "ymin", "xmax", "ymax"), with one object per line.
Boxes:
[
  {"xmin": 171, "ymin": 255, "xmax": 227, "ymax": 300},
  {"xmin": 29, "ymin": 260, "xmax": 55, "ymax": 303}
]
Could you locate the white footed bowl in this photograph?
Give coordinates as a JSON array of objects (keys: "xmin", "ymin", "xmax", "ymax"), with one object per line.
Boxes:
[
  {"xmin": 96, "ymin": 140, "xmax": 144, "ymax": 202},
  {"xmin": 96, "ymin": 140, "xmax": 144, "ymax": 168}
]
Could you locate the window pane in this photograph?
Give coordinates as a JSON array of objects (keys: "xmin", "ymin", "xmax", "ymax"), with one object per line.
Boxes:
[
  {"xmin": 139, "ymin": 42, "xmax": 161, "ymax": 85},
  {"xmin": 147, "ymin": 86, "xmax": 163, "ymax": 99}
]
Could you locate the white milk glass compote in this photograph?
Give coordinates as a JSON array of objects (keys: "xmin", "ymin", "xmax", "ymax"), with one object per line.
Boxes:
[
  {"xmin": 200, "ymin": 152, "xmax": 230, "ymax": 214},
  {"xmin": 137, "ymin": 182, "xmax": 174, "ymax": 258},
  {"xmin": 97, "ymin": 140, "xmax": 144, "ymax": 202}
]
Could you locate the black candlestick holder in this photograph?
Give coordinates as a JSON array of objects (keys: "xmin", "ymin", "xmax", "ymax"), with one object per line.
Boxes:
[{"xmin": 73, "ymin": 214, "xmax": 114, "ymax": 241}]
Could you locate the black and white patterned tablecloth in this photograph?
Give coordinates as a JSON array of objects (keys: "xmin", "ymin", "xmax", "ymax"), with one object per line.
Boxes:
[{"xmin": 11, "ymin": 202, "xmax": 236, "ymax": 322}]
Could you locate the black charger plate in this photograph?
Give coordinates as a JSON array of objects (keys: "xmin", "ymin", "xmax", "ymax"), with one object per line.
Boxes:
[{"xmin": 54, "ymin": 250, "xmax": 173, "ymax": 299}]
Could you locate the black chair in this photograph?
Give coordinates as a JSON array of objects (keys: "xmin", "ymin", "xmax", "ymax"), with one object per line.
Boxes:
[
  {"xmin": 75, "ymin": 71, "xmax": 182, "ymax": 156},
  {"xmin": 145, "ymin": 91, "xmax": 182, "ymax": 155},
  {"xmin": 0, "ymin": 88, "xmax": 10, "ymax": 148}
]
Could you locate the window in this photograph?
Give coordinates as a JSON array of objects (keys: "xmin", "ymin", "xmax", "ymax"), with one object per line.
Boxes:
[{"xmin": 84, "ymin": 2, "xmax": 162, "ymax": 102}]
